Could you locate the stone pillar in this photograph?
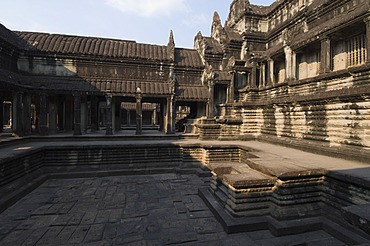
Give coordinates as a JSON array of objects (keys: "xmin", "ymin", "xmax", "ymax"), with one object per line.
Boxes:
[
  {"xmin": 364, "ymin": 17, "xmax": 370, "ymax": 63},
  {"xmin": 227, "ymin": 72, "xmax": 234, "ymax": 103},
  {"xmin": 0, "ymin": 100, "xmax": 3, "ymax": 133},
  {"xmin": 153, "ymin": 105, "xmax": 158, "ymax": 126},
  {"xmin": 250, "ymin": 63, "xmax": 257, "ymax": 89},
  {"xmin": 135, "ymin": 92, "xmax": 142, "ymax": 135},
  {"xmin": 65, "ymin": 96, "xmax": 73, "ymax": 132},
  {"xmin": 12, "ymin": 92, "xmax": 24, "ymax": 136},
  {"xmin": 127, "ymin": 110, "xmax": 131, "ymax": 126},
  {"xmin": 114, "ymin": 98, "xmax": 121, "ymax": 132},
  {"xmin": 49, "ymin": 97, "xmax": 58, "ymax": 134},
  {"xmin": 91, "ymin": 96, "xmax": 99, "ymax": 132},
  {"xmin": 161, "ymin": 102, "xmax": 166, "ymax": 132},
  {"xmin": 267, "ymin": 58, "xmax": 274, "ymax": 86},
  {"xmin": 39, "ymin": 93, "xmax": 49, "ymax": 135},
  {"xmin": 73, "ymin": 93, "xmax": 82, "ymax": 135},
  {"xmin": 105, "ymin": 95, "xmax": 113, "ymax": 135},
  {"xmin": 320, "ymin": 37, "xmax": 331, "ymax": 74},
  {"xmin": 284, "ymin": 45, "xmax": 295, "ymax": 81},
  {"xmin": 165, "ymin": 96, "xmax": 175, "ymax": 134},
  {"xmin": 207, "ymin": 80, "xmax": 215, "ymax": 118},
  {"xmin": 22, "ymin": 93, "xmax": 32, "ymax": 136},
  {"xmin": 57, "ymin": 96, "xmax": 65, "ymax": 131},
  {"xmin": 81, "ymin": 96, "xmax": 88, "ymax": 133},
  {"xmin": 292, "ymin": 51, "xmax": 297, "ymax": 80},
  {"xmin": 260, "ymin": 63, "xmax": 266, "ymax": 88}
]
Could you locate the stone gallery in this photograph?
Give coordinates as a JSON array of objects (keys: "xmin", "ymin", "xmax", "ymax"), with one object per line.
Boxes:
[{"xmin": 0, "ymin": 0, "xmax": 370, "ymax": 244}]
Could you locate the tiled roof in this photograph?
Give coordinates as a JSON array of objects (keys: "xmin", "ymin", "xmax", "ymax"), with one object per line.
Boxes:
[
  {"xmin": 15, "ymin": 32, "xmax": 170, "ymax": 61},
  {"xmin": 204, "ymin": 37, "xmax": 223, "ymax": 54},
  {"xmin": 224, "ymin": 27, "xmax": 243, "ymax": 42},
  {"xmin": 0, "ymin": 71, "xmax": 173, "ymax": 95},
  {"xmin": 177, "ymin": 86, "xmax": 209, "ymax": 101},
  {"xmin": 25, "ymin": 76, "xmax": 102, "ymax": 93},
  {"xmin": 175, "ymin": 48, "xmax": 204, "ymax": 68},
  {"xmin": 0, "ymin": 24, "xmax": 28, "ymax": 49},
  {"xmin": 89, "ymin": 79, "xmax": 171, "ymax": 95},
  {"xmin": 0, "ymin": 69, "xmax": 23, "ymax": 88}
]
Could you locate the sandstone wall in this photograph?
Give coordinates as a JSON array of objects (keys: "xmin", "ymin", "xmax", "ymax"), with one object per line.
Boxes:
[{"xmin": 221, "ymin": 68, "xmax": 370, "ymax": 150}]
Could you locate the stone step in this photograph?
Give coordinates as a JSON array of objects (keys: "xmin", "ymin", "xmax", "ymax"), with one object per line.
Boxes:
[
  {"xmin": 246, "ymin": 158, "xmax": 324, "ymax": 179},
  {"xmin": 199, "ymin": 188, "xmax": 370, "ymax": 244},
  {"xmin": 342, "ymin": 203, "xmax": 370, "ymax": 235}
]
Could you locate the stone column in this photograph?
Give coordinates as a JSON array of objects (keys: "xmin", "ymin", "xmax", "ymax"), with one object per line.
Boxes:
[
  {"xmin": 292, "ymin": 51, "xmax": 297, "ymax": 80},
  {"xmin": 284, "ymin": 45, "xmax": 295, "ymax": 81},
  {"xmin": 165, "ymin": 96, "xmax": 175, "ymax": 134},
  {"xmin": 127, "ymin": 109, "xmax": 130, "ymax": 126},
  {"xmin": 153, "ymin": 104, "xmax": 158, "ymax": 126},
  {"xmin": 250, "ymin": 63, "xmax": 258, "ymax": 89},
  {"xmin": 320, "ymin": 37, "xmax": 331, "ymax": 74},
  {"xmin": 65, "ymin": 96, "xmax": 73, "ymax": 132},
  {"xmin": 57, "ymin": 96, "xmax": 65, "ymax": 131},
  {"xmin": 81, "ymin": 96, "xmax": 88, "ymax": 133},
  {"xmin": 159, "ymin": 102, "xmax": 164, "ymax": 132},
  {"xmin": 0, "ymin": 100, "xmax": 3, "ymax": 133},
  {"xmin": 49, "ymin": 97, "xmax": 58, "ymax": 134},
  {"xmin": 39, "ymin": 93, "xmax": 49, "ymax": 135},
  {"xmin": 364, "ymin": 17, "xmax": 370, "ymax": 63},
  {"xmin": 12, "ymin": 92, "xmax": 23, "ymax": 136},
  {"xmin": 267, "ymin": 58, "xmax": 274, "ymax": 86},
  {"xmin": 227, "ymin": 72, "xmax": 234, "ymax": 103},
  {"xmin": 22, "ymin": 93, "xmax": 32, "ymax": 136},
  {"xmin": 135, "ymin": 92, "xmax": 142, "ymax": 135},
  {"xmin": 207, "ymin": 80, "xmax": 215, "ymax": 118},
  {"xmin": 73, "ymin": 93, "xmax": 82, "ymax": 135},
  {"xmin": 260, "ymin": 63, "xmax": 266, "ymax": 88},
  {"xmin": 105, "ymin": 95, "xmax": 113, "ymax": 135},
  {"xmin": 114, "ymin": 97, "xmax": 121, "ymax": 132},
  {"xmin": 91, "ymin": 96, "xmax": 99, "ymax": 132}
]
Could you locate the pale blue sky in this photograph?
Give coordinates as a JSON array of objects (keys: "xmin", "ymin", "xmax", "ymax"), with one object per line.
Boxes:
[{"xmin": 0, "ymin": 0, "xmax": 275, "ymax": 48}]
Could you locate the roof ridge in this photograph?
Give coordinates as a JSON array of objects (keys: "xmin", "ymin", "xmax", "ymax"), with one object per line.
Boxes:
[{"xmin": 14, "ymin": 30, "xmax": 170, "ymax": 48}]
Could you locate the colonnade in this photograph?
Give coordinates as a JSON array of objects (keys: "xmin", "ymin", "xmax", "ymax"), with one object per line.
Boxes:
[{"xmin": 0, "ymin": 91, "xmax": 177, "ymax": 136}]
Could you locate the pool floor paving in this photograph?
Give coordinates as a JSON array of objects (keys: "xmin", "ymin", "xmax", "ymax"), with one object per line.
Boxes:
[{"xmin": 0, "ymin": 173, "xmax": 348, "ymax": 245}]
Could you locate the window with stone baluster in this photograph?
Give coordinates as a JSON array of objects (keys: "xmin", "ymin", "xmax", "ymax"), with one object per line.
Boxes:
[{"xmin": 346, "ymin": 34, "xmax": 366, "ymax": 67}]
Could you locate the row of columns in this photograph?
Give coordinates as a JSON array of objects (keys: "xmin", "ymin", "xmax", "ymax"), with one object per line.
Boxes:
[
  {"xmin": 71, "ymin": 93, "xmax": 176, "ymax": 136},
  {"xmin": 3, "ymin": 92, "xmax": 176, "ymax": 137}
]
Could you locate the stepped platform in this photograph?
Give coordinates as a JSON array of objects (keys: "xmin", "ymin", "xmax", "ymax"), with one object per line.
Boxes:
[
  {"xmin": 0, "ymin": 134, "xmax": 369, "ymax": 244},
  {"xmin": 197, "ymin": 141, "xmax": 370, "ymax": 244}
]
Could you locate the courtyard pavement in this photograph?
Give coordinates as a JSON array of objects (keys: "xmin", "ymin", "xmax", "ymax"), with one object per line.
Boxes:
[
  {"xmin": 0, "ymin": 131, "xmax": 369, "ymax": 245},
  {"xmin": 0, "ymin": 174, "xmax": 346, "ymax": 245}
]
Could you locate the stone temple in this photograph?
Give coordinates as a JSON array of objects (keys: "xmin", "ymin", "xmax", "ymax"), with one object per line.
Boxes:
[{"xmin": 1, "ymin": 0, "xmax": 370, "ymax": 244}]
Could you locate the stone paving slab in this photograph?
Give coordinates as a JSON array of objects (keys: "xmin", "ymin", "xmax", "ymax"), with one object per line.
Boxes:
[{"xmin": 0, "ymin": 174, "xmax": 351, "ymax": 245}]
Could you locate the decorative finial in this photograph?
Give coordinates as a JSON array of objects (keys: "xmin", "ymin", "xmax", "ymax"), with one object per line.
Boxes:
[{"xmin": 168, "ymin": 30, "xmax": 175, "ymax": 47}]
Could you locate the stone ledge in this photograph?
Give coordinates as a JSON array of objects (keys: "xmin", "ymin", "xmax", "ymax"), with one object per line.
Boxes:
[
  {"xmin": 199, "ymin": 188, "xmax": 370, "ymax": 244},
  {"xmin": 256, "ymin": 135, "xmax": 370, "ymax": 164},
  {"xmin": 342, "ymin": 204, "xmax": 370, "ymax": 235}
]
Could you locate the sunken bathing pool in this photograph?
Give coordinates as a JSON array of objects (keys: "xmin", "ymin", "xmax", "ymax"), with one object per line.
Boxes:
[{"xmin": 0, "ymin": 138, "xmax": 370, "ymax": 244}]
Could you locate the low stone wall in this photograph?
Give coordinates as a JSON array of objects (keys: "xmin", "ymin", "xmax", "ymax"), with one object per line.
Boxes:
[
  {"xmin": 205, "ymin": 154, "xmax": 370, "ymax": 240},
  {"xmin": 0, "ymin": 141, "xmax": 255, "ymax": 213}
]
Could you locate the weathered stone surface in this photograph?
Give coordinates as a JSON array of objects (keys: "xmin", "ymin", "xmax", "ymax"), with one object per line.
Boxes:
[
  {"xmin": 223, "ymin": 172, "xmax": 276, "ymax": 189},
  {"xmin": 342, "ymin": 204, "xmax": 370, "ymax": 235}
]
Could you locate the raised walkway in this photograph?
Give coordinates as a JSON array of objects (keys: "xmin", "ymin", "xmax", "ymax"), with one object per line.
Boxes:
[{"xmin": 0, "ymin": 132, "xmax": 369, "ymax": 245}]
